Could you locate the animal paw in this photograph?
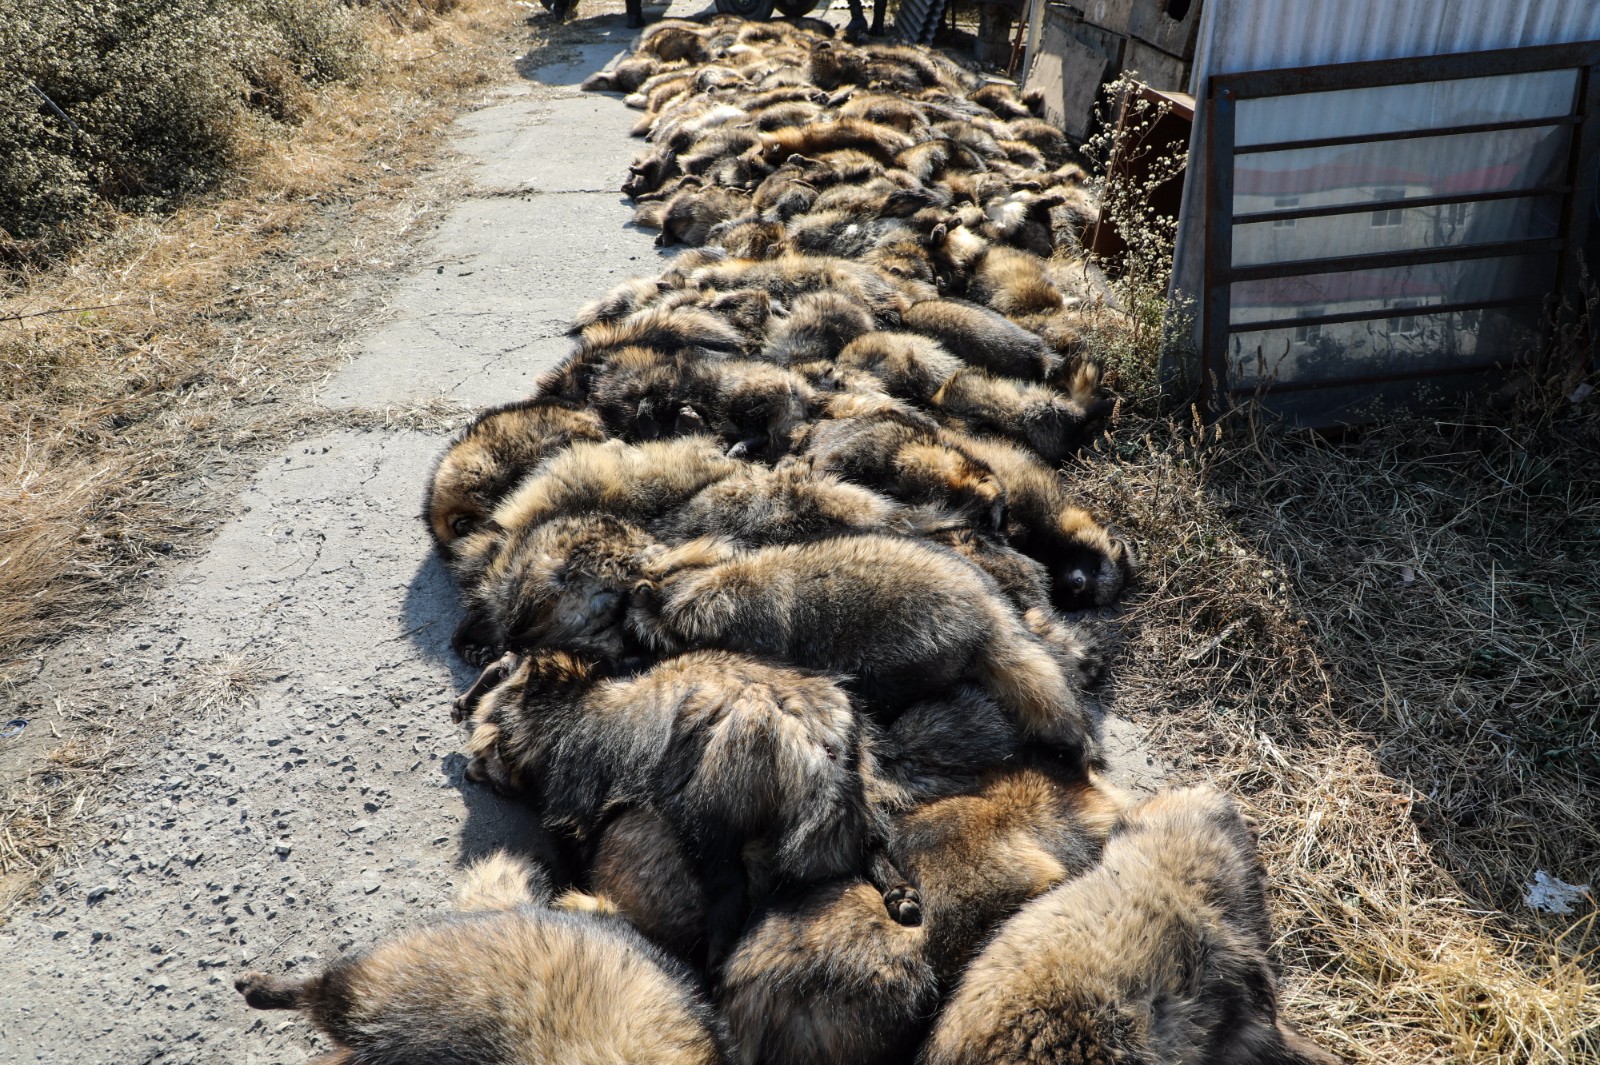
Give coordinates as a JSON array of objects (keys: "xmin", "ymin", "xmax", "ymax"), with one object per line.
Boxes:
[
  {"xmin": 458, "ymin": 643, "xmax": 495, "ymax": 669},
  {"xmin": 235, "ymin": 972, "xmax": 301, "ymax": 1010},
  {"xmin": 883, "ymin": 885, "xmax": 924, "ymax": 926},
  {"xmin": 1075, "ymin": 633, "xmax": 1109, "ymax": 688}
]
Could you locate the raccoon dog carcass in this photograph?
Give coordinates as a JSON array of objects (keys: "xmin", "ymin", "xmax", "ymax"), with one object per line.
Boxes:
[
  {"xmin": 921, "ymin": 787, "xmax": 1340, "ymax": 1065},
  {"xmin": 236, "ymin": 851, "xmax": 729, "ymax": 1065},
  {"xmin": 424, "ymin": 399, "xmax": 606, "ymax": 552},
  {"xmin": 718, "ymin": 706, "xmax": 1126, "ymax": 1065},
  {"xmin": 456, "ymin": 648, "xmax": 923, "ymax": 970},
  {"xmin": 627, "ymin": 533, "xmax": 1100, "ymax": 759}
]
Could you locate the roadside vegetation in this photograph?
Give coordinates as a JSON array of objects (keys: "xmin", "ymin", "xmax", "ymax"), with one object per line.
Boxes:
[
  {"xmin": 1074, "ymin": 79, "xmax": 1600, "ymax": 1064},
  {"xmin": 0, "ymin": 0, "xmax": 515, "ymax": 676},
  {"xmin": 0, "ymin": 0, "xmax": 522, "ymax": 905}
]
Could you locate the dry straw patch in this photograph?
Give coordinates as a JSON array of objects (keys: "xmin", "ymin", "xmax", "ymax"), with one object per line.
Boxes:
[
  {"xmin": 1079, "ymin": 410, "xmax": 1600, "ymax": 1063},
  {"xmin": 0, "ymin": 0, "xmax": 518, "ymax": 678},
  {"xmin": 1078, "ymin": 83, "xmax": 1600, "ymax": 1065},
  {"xmin": 0, "ymin": 0, "xmax": 531, "ymax": 904}
]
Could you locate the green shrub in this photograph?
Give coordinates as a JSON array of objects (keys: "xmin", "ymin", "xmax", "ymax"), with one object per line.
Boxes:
[{"xmin": 0, "ymin": 0, "xmax": 366, "ymax": 257}]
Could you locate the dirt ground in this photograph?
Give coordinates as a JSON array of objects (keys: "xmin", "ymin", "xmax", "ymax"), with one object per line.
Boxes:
[{"xmin": 0, "ymin": 8, "xmax": 1160, "ymax": 1062}]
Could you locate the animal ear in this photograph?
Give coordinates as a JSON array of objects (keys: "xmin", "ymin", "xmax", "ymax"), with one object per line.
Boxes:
[
  {"xmin": 929, "ymin": 222, "xmax": 947, "ymax": 244},
  {"xmin": 628, "ymin": 578, "xmax": 662, "ymax": 612},
  {"xmin": 1106, "ymin": 526, "xmax": 1139, "ymax": 577}
]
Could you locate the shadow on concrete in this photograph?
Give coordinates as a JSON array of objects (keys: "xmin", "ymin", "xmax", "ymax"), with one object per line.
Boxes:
[
  {"xmin": 402, "ymin": 552, "xmax": 480, "ymax": 691},
  {"xmin": 621, "ymin": 214, "xmax": 691, "ymax": 261},
  {"xmin": 440, "ymin": 751, "xmax": 580, "ymax": 887},
  {"xmin": 514, "ymin": 16, "xmax": 638, "ymax": 85}
]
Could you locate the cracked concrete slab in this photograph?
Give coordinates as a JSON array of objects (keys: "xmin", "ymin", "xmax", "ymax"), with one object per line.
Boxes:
[
  {"xmin": 454, "ymin": 94, "xmax": 644, "ymax": 193},
  {"xmin": 325, "ymin": 193, "xmax": 671, "ymax": 408},
  {"xmin": 0, "ymin": 431, "xmax": 556, "ymax": 1064},
  {"xmin": 522, "ymin": 40, "xmax": 637, "ymax": 91}
]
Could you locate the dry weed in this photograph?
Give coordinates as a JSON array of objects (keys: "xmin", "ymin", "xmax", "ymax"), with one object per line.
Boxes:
[
  {"xmin": 0, "ymin": 0, "xmax": 519, "ymax": 685},
  {"xmin": 0, "ymin": 698, "xmax": 137, "ymax": 914},
  {"xmin": 0, "ymin": 0, "xmax": 530, "ymax": 909},
  {"xmin": 174, "ymin": 651, "xmax": 273, "ymax": 718},
  {"xmin": 342, "ymin": 396, "xmax": 478, "ymax": 433},
  {"xmin": 1073, "ymin": 400, "xmax": 1600, "ymax": 1063}
]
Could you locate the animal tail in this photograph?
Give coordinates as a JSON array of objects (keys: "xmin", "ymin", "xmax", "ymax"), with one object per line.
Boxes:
[
  {"xmin": 456, "ymin": 850, "xmax": 554, "ymax": 911},
  {"xmin": 973, "ymin": 600, "xmax": 1095, "ymax": 767},
  {"xmin": 235, "ymin": 972, "xmax": 312, "ymax": 1011}
]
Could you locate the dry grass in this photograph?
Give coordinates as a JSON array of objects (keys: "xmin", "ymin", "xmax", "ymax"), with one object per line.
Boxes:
[
  {"xmin": 1074, "ymin": 398, "xmax": 1600, "ymax": 1062},
  {"xmin": 0, "ymin": 0, "xmax": 530, "ymax": 905},
  {"xmin": 1068, "ymin": 76, "xmax": 1599, "ymax": 1060},
  {"xmin": 174, "ymin": 651, "xmax": 274, "ymax": 718},
  {"xmin": 0, "ymin": 0, "xmax": 519, "ymax": 683},
  {"xmin": 0, "ymin": 697, "xmax": 137, "ymax": 913}
]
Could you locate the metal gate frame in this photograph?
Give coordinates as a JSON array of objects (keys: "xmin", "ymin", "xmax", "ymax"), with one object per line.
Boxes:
[{"xmin": 1200, "ymin": 41, "xmax": 1600, "ymax": 415}]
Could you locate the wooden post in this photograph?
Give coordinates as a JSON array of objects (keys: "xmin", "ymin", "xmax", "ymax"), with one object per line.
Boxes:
[{"xmin": 976, "ymin": 1, "xmax": 1017, "ymax": 68}]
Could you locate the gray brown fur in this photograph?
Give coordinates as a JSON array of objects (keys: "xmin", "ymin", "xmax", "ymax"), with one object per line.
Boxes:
[
  {"xmin": 424, "ymin": 400, "xmax": 605, "ymax": 553},
  {"xmin": 922, "ymin": 788, "xmax": 1339, "ymax": 1065},
  {"xmin": 626, "ymin": 533, "xmax": 1099, "ymax": 757},
  {"xmin": 235, "ymin": 852, "xmax": 727, "ymax": 1065},
  {"xmin": 458, "ymin": 649, "xmax": 923, "ymax": 966}
]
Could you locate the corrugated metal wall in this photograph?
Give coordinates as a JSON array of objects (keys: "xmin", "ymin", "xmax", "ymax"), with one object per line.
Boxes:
[
  {"xmin": 1186, "ymin": 0, "xmax": 1600, "ymax": 84},
  {"xmin": 892, "ymin": 0, "xmax": 946, "ymax": 45},
  {"xmin": 1169, "ymin": 0, "xmax": 1600, "ymax": 354}
]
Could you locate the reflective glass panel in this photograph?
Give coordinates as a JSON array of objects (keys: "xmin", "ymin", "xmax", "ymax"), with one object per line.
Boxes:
[
  {"xmin": 1228, "ymin": 254, "xmax": 1558, "ymax": 328},
  {"xmin": 1230, "ymin": 194, "xmax": 1564, "ymax": 267},
  {"xmin": 1234, "ymin": 68, "xmax": 1579, "ymax": 146},
  {"xmin": 1232, "ymin": 124, "xmax": 1572, "ymax": 216},
  {"xmin": 1227, "ymin": 304, "xmax": 1546, "ymax": 389}
]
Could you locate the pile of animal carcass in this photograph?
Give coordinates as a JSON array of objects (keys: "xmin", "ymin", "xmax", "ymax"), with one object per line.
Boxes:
[{"xmin": 234, "ymin": 17, "xmax": 1340, "ymax": 1065}]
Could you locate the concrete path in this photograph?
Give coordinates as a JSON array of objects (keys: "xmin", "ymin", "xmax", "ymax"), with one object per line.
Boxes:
[{"xmin": 0, "ymin": 17, "xmax": 1158, "ymax": 1064}]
